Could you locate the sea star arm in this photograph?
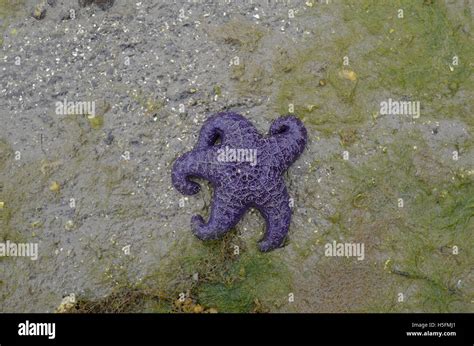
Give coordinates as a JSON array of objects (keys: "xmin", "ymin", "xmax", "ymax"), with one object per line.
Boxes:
[
  {"xmin": 195, "ymin": 117, "xmax": 225, "ymax": 149},
  {"xmin": 268, "ymin": 115, "xmax": 307, "ymax": 172},
  {"xmin": 191, "ymin": 188, "xmax": 247, "ymax": 240},
  {"xmin": 256, "ymin": 181, "xmax": 292, "ymax": 252},
  {"xmin": 196, "ymin": 112, "xmax": 260, "ymax": 149},
  {"xmin": 171, "ymin": 149, "xmax": 220, "ymax": 195}
]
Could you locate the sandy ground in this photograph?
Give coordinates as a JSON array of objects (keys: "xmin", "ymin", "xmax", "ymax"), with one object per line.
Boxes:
[{"xmin": 0, "ymin": 0, "xmax": 473, "ymax": 312}]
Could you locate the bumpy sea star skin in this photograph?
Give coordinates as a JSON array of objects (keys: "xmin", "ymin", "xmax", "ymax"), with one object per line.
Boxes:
[{"xmin": 171, "ymin": 112, "xmax": 307, "ymax": 252}]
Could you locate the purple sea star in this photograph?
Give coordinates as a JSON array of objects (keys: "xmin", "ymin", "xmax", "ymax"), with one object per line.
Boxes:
[{"xmin": 171, "ymin": 112, "xmax": 307, "ymax": 252}]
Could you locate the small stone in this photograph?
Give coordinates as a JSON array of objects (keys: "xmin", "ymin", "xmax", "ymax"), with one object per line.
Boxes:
[
  {"xmin": 78, "ymin": 0, "xmax": 94, "ymax": 6},
  {"xmin": 87, "ymin": 115, "xmax": 104, "ymax": 129},
  {"xmin": 49, "ymin": 181, "xmax": 60, "ymax": 193},
  {"xmin": 95, "ymin": 0, "xmax": 115, "ymax": 10},
  {"xmin": 32, "ymin": 3, "xmax": 46, "ymax": 20},
  {"xmin": 104, "ymin": 131, "xmax": 114, "ymax": 145},
  {"xmin": 208, "ymin": 308, "xmax": 218, "ymax": 313},
  {"xmin": 56, "ymin": 293, "xmax": 76, "ymax": 313},
  {"xmin": 65, "ymin": 220, "xmax": 75, "ymax": 230},
  {"xmin": 193, "ymin": 305, "xmax": 204, "ymax": 313},
  {"xmin": 339, "ymin": 69, "xmax": 357, "ymax": 81},
  {"xmin": 0, "ymin": 201, "xmax": 4, "ymax": 209},
  {"xmin": 31, "ymin": 221, "xmax": 41, "ymax": 228},
  {"xmin": 213, "ymin": 85, "xmax": 222, "ymax": 96},
  {"xmin": 79, "ymin": 0, "xmax": 114, "ymax": 10}
]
